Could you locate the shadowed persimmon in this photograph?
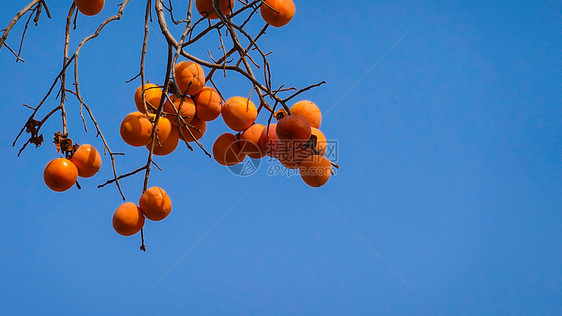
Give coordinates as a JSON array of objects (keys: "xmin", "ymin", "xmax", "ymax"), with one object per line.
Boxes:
[
  {"xmin": 180, "ymin": 116, "xmax": 206, "ymax": 142},
  {"xmin": 196, "ymin": 0, "xmax": 234, "ymax": 19},
  {"xmin": 299, "ymin": 155, "xmax": 332, "ymax": 187},
  {"xmin": 134, "ymin": 83, "xmax": 163, "ymax": 114},
  {"xmin": 239, "ymin": 123, "xmax": 265, "ymax": 158},
  {"xmin": 75, "ymin": 0, "xmax": 104, "ymax": 16},
  {"xmin": 213, "ymin": 133, "xmax": 246, "ymax": 166},
  {"xmin": 164, "ymin": 95, "xmax": 196, "ymax": 126}
]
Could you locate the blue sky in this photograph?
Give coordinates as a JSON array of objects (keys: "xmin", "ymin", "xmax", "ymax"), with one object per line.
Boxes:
[{"xmin": 0, "ymin": 0, "xmax": 560, "ymax": 315}]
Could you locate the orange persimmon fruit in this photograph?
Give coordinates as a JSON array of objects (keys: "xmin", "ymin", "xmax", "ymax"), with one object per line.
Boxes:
[
  {"xmin": 120, "ymin": 112, "xmax": 153, "ymax": 147},
  {"xmin": 180, "ymin": 116, "xmax": 206, "ymax": 142},
  {"xmin": 139, "ymin": 187, "xmax": 172, "ymax": 221},
  {"xmin": 43, "ymin": 158, "xmax": 78, "ymax": 192},
  {"xmin": 134, "ymin": 83, "xmax": 163, "ymax": 114},
  {"xmin": 258, "ymin": 123, "xmax": 280, "ymax": 158},
  {"xmin": 164, "ymin": 95, "xmax": 196, "ymax": 126},
  {"xmin": 299, "ymin": 155, "xmax": 332, "ymax": 187},
  {"xmin": 71, "ymin": 144, "xmax": 102, "ymax": 178},
  {"xmin": 239, "ymin": 123, "xmax": 266, "ymax": 159},
  {"xmin": 112, "ymin": 202, "xmax": 145, "ymax": 236},
  {"xmin": 196, "ymin": 0, "xmax": 234, "ymax": 19},
  {"xmin": 75, "ymin": 0, "xmax": 104, "ymax": 16},
  {"xmin": 213, "ymin": 133, "xmax": 246, "ymax": 166},
  {"xmin": 174, "ymin": 61, "xmax": 205, "ymax": 95},
  {"xmin": 149, "ymin": 126, "xmax": 180, "ymax": 156},
  {"xmin": 193, "ymin": 87, "xmax": 222, "ymax": 121},
  {"xmin": 221, "ymin": 96, "xmax": 257, "ymax": 131},
  {"xmin": 260, "ymin": 0, "xmax": 295, "ymax": 27},
  {"xmin": 291, "ymin": 100, "xmax": 322, "ymax": 128}
]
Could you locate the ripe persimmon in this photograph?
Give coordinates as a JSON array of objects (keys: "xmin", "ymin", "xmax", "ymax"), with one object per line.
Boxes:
[
  {"xmin": 213, "ymin": 133, "xmax": 246, "ymax": 166},
  {"xmin": 134, "ymin": 83, "xmax": 163, "ymax": 114},
  {"xmin": 149, "ymin": 126, "xmax": 180, "ymax": 156},
  {"xmin": 174, "ymin": 61, "xmax": 205, "ymax": 95},
  {"xmin": 258, "ymin": 123, "xmax": 279, "ymax": 158},
  {"xmin": 71, "ymin": 144, "xmax": 102, "ymax": 178},
  {"xmin": 75, "ymin": 0, "xmax": 104, "ymax": 16},
  {"xmin": 276, "ymin": 114, "xmax": 311, "ymax": 145},
  {"xmin": 260, "ymin": 0, "xmax": 295, "ymax": 28},
  {"xmin": 43, "ymin": 158, "xmax": 78, "ymax": 192},
  {"xmin": 193, "ymin": 87, "xmax": 222, "ymax": 121},
  {"xmin": 277, "ymin": 142, "xmax": 309, "ymax": 169},
  {"xmin": 147, "ymin": 114, "xmax": 172, "ymax": 143},
  {"xmin": 139, "ymin": 187, "xmax": 172, "ymax": 221},
  {"xmin": 221, "ymin": 96, "xmax": 257, "ymax": 131},
  {"xmin": 239, "ymin": 123, "xmax": 266, "ymax": 158},
  {"xmin": 164, "ymin": 95, "xmax": 196, "ymax": 126},
  {"xmin": 180, "ymin": 116, "xmax": 206, "ymax": 142},
  {"xmin": 299, "ymin": 155, "xmax": 332, "ymax": 187},
  {"xmin": 112, "ymin": 202, "xmax": 145, "ymax": 236},
  {"xmin": 291, "ymin": 100, "xmax": 322, "ymax": 128},
  {"xmin": 120, "ymin": 112, "xmax": 153, "ymax": 147},
  {"xmin": 196, "ymin": 0, "xmax": 234, "ymax": 19}
]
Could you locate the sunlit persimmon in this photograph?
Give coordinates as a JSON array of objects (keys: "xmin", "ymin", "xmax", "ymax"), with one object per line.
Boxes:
[
  {"xmin": 213, "ymin": 133, "xmax": 246, "ymax": 166},
  {"xmin": 174, "ymin": 61, "xmax": 205, "ymax": 95},
  {"xmin": 276, "ymin": 114, "xmax": 311, "ymax": 146},
  {"xmin": 299, "ymin": 155, "xmax": 332, "ymax": 187},
  {"xmin": 147, "ymin": 114, "xmax": 172, "ymax": 143},
  {"xmin": 258, "ymin": 124, "xmax": 279, "ymax": 158},
  {"xmin": 239, "ymin": 123, "xmax": 265, "ymax": 159},
  {"xmin": 112, "ymin": 202, "xmax": 145, "ymax": 236},
  {"xmin": 260, "ymin": 0, "xmax": 295, "ymax": 27},
  {"xmin": 120, "ymin": 112, "xmax": 153, "ymax": 147},
  {"xmin": 196, "ymin": 0, "xmax": 234, "ymax": 19},
  {"xmin": 75, "ymin": 0, "xmax": 104, "ymax": 16},
  {"xmin": 149, "ymin": 126, "xmax": 180, "ymax": 156},
  {"xmin": 193, "ymin": 87, "xmax": 222, "ymax": 121},
  {"xmin": 134, "ymin": 83, "xmax": 163, "ymax": 114},
  {"xmin": 164, "ymin": 95, "xmax": 196, "ymax": 126},
  {"xmin": 180, "ymin": 116, "xmax": 206, "ymax": 142},
  {"xmin": 43, "ymin": 158, "xmax": 78, "ymax": 192},
  {"xmin": 221, "ymin": 96, "xmax": 257, "ymax": 131},
  {"xmin": 71, "ymin": 144, "xmax": 102, "ymax": 178},
  {"xmin": 139, "ymin": 187, "xmax": 172, "ymax": 221},
  {"xmin": 310, "ymin": 128, "xmax": 327, "ymax": 156},
  {"xmin": 291, "ymin": 100, "xmax": 321, "ymax": 128}
]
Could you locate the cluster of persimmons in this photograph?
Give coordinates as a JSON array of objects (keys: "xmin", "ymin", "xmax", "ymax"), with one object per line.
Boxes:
[{"xmin": 40, "ymin": 0, "xmax": 328, "ymax": 240}]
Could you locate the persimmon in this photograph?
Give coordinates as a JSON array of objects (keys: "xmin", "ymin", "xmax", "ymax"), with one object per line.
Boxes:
[
  {"xmin": 149, "ymin": 126, "xmax": 180, "ymax": 156},
  {"xmin": 71, "ymin": 144, "xmax": 102, "ymax": 178},
  {"xmin": 258, "ymin": 124, "xmax": 279, "ymax": 158},
  {"xmin": 112, "ymin": 202, "xmax": 145, "ymax": 236},
  {"xmin": 120, "ymin": 112, "xmax": 153, "ymax": 147},
  {"xmin": 310, "ymin": 127, "xmax": 327, "ymax": 156},
  {"xmin": 139, "ymin": 187, "xmax": 172, "ymax": 221},
  {"xmin": 277, "ymin": 142, "xmax": 309, "ymax": 169},
  {"xmin": 239, "ymin": 123, "xmax": 265, "ymax": 159},
  {"xmin": 180, "ymin": 116, "xmax": 206, "ymax": 142},
  {"xmin": 174, "ymin": 61, "xmax": 205, "ymax": 95},
  {"xmin": 291, "ymin": 100, "xmax": 322, "ymax": 128},
  {"xmin": 43, "ymin": 158, "xmax": 78, "ymax": 192},
  {"xmin": 134, "ymin": 83, "xmax": 163, "ymax": 114},
  {"xmin": 75, "ymin": 0, "xmax": 104, "ymax": 16},
  {"xmin": 276, "ymin": 115, "xmax": 311, "ymax": 145},
  {"xmin": 221, "ymin": 96, "xmax": 257, "ymax": 131},
  {"xmin": 213, "ymin": 133, "xmax": 246, "ymax": 166},
  {"xmin": 147, "ymin": 114, "xmax": 172, "ymax": 143},
  {"xmin": 164, "ymin": 95, "xmax": 196, "ymax": 126},
  {"xmin": 299, "ymin": 155, "xmax": 332, "ymax": 187},
  {"xmin": 193, "ymin": 87, "xmax": 222, "ymax": 121},
  {"xmin": 196, "ymin": 0, "xmax": 235, "ymax": 19},
  {"xmin": 260, "ymin": 0, "xmax": 295, "ymax": 28}
]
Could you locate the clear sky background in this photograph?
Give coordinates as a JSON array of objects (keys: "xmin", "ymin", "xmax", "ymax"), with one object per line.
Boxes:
[{"xmin": 1, "ymin": 1, "xmax": 560, "ymax": 315}]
